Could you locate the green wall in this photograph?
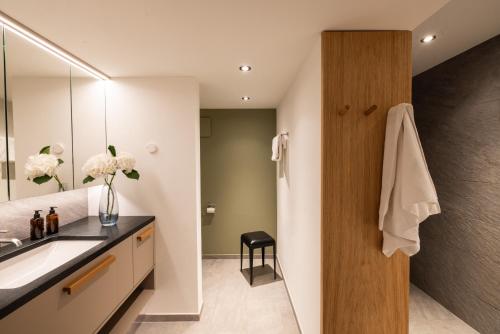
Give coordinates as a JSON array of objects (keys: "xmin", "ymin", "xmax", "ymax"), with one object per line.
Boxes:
[{"xmin": 201, "ymin": 109, "xmax": 277, "ymax": 255}]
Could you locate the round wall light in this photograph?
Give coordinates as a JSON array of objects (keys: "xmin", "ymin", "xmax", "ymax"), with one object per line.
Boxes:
[
  {"xmin": 420, "ymin": 35, "xmax": 436, "ymax": 43},
  {"xmin": 239, "ymin": 65, "xmax": 252, "ymax": 72},
  {"xmin": 241, "ymin": 96, "xmax": 251, "ymax": 101}
]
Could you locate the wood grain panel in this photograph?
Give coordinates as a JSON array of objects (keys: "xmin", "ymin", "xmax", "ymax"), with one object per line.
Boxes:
[{"xmin": 321, "ymin": 31, "xmax": 411, "ymax": 334}]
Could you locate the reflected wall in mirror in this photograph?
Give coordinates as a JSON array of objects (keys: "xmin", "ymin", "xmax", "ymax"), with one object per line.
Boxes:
[
  {"xmin": 0, "ymin": 24, "xmax": 108, "ymax": 201},
  {"xmin": 0, "ymin": 30, "xmax": 9, "ymax": 202},
  {"xmin": 5, "ymin": 29, "xmax": 73, "ymax": 200},
  {"xmin": 71, "ymin": 66, "xmax": 106, "ymax": 188}
]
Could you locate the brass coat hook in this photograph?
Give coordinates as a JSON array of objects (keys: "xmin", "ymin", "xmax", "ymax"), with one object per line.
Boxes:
[
  {"xmin": 339, "ymin": 105, "xmax": 350, "ymax": 116},
  {"xmin": 364, "ymin": 104, "xmax": 378, "ymax": 115}
]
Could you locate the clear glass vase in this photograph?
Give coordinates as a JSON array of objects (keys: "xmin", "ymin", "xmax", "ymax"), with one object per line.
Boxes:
[{"xmin": 99, "ymin": 183, "xmax": 119, "ymax": 226}]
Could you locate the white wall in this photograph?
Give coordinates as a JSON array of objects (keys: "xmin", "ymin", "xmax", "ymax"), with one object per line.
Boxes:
[
  {"xmin": 11, "ymin": 78, "xmax": 73, "ymax": 198},
  {"xmin": 90, "ymin": 77, "xmax": 202, "ymax": 315},
  {"xmin": 0, "ymin": 101, "xmax": 13, "ymax": 202},
  {"xmin": 276, "ymin": 40, "xmax": 321, "ymax": 334},
  {"xmin": 71, "ymin": 76, "xmax": 107, "ymax": 188}
]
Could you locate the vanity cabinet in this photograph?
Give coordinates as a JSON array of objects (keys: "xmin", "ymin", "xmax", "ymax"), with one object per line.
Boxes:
[
  {"xmin": 133, "ymin": 224, "xmax": 155, "ymax": 286},
  {"xmin": 1, "ymin": 222, "xmax": 154, "ymax": 334}
]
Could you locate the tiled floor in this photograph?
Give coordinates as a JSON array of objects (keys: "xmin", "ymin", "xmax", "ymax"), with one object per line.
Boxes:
[
  {"xmin": 113, "ymin": 258, "xmax": 299, "ymax": 334},
  {"xmin": 409, "ymin": 285, "xmax": 479, "ymax": 334},
  {"xmin": 112, "ymin": 259, "xmax": 478, "ymax": 334}
]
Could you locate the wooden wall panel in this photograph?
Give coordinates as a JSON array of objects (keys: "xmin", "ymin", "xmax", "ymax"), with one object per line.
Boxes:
[{"xmin": 321, "ymin": 31, "xmax": 411, "ymax": 334}]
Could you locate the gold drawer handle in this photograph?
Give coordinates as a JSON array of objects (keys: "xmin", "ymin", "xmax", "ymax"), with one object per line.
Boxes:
[
  {"xmin": 137, "ymin": 226, "xmax": 154, "ymax": 242},
  {"xmin": 63, "ymin": 255, "xmax": 116, "ymax": 295}
]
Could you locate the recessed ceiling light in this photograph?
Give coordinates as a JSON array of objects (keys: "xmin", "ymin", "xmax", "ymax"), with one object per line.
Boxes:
[
  {"xmin": 239, "ymin": 65, "xmax": 252, "ymax": 72},
  {"xmin": 242, "ymin": 96, "xmax": 251, "ymax": 101},
  {"xmin": 420, "ymin": 35, "xmax": 436, "ymax": 43}
]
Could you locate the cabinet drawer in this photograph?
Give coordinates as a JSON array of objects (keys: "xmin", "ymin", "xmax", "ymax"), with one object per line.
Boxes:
[
  {"xmin": 1, "ymin": 237, "xmax": 133, "ymax": 334},
  {"xmin": 133, "ymin": 222, "xmax": 155, "ymax": 286}
]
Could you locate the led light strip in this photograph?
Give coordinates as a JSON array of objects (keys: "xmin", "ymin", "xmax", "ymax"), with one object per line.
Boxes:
[{"xmin": 0, "ymin": 11, "xmax": 109, "ymax": 80}]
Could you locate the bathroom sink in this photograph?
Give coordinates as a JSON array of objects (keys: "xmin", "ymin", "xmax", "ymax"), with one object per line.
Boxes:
[{"xmin": 0, "ymin": 240, "xmax": 103, "ymax": 289}]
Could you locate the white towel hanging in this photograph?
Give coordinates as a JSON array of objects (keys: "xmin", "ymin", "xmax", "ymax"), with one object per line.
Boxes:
[
  {"xmin": 271, "ymin": 131, "xmax": 288, "ymax": 162},
  {"xmin": 379, "ymin": 103, "xmax": 440, "ymax": 257},
  {"xmin": 271, "ymin": 135, "xmax": 281, "ymax": 161}
]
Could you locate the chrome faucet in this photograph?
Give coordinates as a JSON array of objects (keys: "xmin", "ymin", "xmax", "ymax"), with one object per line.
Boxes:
[{"xmin": 0, "ymin": 230, "xmax": 23, "ymax": 247}]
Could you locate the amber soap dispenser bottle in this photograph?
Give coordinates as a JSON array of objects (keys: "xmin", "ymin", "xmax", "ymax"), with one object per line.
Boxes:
[
  {"xmin": 46, "ymin": 206, "xmax": 59, "ymax": 235},
  {"xmin": 30, "ymin": 210, "xmax": 44, "ymax": 240}
]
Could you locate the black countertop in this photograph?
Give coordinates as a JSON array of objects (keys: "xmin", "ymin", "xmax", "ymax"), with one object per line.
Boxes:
[{"xmin": 0, "ymin": 215, "xmax": 155, "ymax": 319}]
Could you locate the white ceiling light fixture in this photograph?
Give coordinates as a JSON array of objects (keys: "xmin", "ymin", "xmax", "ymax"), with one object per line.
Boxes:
[
  {"xmin": 420, "ymin": 34, "xmax": 436, "ymax": 43},
  {"xmin": 241, "ymin": 96, "xmax": 251, "ymax": 101},
  {"xmin": 239, "ymin": 65, "xmax": 252, "ymax": 72},
  {"xmin": 0, "ymin": 11, "xmax": 109, "ymax": 80}
]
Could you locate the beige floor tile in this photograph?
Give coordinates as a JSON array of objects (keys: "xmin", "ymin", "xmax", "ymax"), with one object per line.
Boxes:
[
  {"xmin": 114, "ymin": 260, "xmax": 479, "ymax": 334},
  {"xmin": 410, "ymin": 285, "xmax": 479, "ymax": 334},
  {"xmin": 116, "ymin": 258, "xmax": 299, "ymax": 334}
]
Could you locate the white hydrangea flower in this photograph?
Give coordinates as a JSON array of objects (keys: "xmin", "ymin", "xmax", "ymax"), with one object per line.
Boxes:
[
  {"xmin": 81, "ymin": 153, "xmax": 118, "ymax": 179},
  {"xmin": 116, "ymin": 152, "xmax": 136, "ymax": 173},
  {"xmin": 25, "ymin": 154, "xmax": 59, "ymax": 179}
]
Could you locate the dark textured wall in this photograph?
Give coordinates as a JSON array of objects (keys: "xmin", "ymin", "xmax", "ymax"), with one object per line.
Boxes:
[{"xmin": 411, "ymin": 35, "xmax": 500, "ymax": 334}]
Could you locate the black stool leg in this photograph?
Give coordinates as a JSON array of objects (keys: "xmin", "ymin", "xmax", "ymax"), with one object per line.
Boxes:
[
  {"xmin": 273, "ymin": 243, "xmax": 276, "ymax": 280},
  {"xmin": 262, "ymin": 247, "xmax": 265, "ymax": 267},
  {"xmin": 240, "ymin": 237, "xmax": 243, "ymax": 272},
  {"xmin": 249, "ymin": 248, "xmax": 254, "ymax": 285}
]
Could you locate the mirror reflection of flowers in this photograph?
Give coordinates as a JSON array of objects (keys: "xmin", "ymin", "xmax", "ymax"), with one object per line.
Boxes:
[
  {"xmin": 25, "ymin": 145, "xmax": 65, "ymax": 191},
  {"xmin": 82, "ymin": 145, "xmax": 139, "ymax": 225}
]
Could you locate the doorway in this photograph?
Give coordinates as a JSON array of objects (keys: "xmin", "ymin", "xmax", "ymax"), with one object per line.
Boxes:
[{"xmin": 200, "ymin": 109, "xmax": 277, "ymax": 257}]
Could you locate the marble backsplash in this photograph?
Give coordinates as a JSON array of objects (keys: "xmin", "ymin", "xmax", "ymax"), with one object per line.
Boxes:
[{"xmin": 0, "ymin": 188, "xmax": 88, "ymax": 241}]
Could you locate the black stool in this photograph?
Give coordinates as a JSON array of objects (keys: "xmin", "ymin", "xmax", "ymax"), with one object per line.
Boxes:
[{"xmin": 240, "ymin": 231, "xmax": 276, "ymax": 285}]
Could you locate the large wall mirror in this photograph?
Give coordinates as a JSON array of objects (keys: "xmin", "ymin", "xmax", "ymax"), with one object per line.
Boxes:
[
  {"xmin": 0, "ymin": 26, "xmax": 107, "ymax": 201},
  {"xmin": 71, "ymin": 66, "xmax": 107, "ymax": 189},
  {"xmin": 0, "ymin": 30, "xmax": 8, "ymax": 202}
]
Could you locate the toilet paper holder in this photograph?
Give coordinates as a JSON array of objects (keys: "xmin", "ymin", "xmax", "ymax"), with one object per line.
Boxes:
[{"xmin": 206, "ymin": 203, "xmax": 216, "ymax": 214}]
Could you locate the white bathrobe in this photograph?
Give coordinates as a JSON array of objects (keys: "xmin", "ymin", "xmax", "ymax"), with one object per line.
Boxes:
[{"xmin": 379, "ymin": 103, "xmax": 440, "ymax": 257}]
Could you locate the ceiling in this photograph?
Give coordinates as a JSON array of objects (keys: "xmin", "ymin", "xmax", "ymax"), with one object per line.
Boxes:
[
  {"xmin": 0, "ymin": 28, "xmax": 94, "ymax": 100},
  {"xmin": 3, "ymin": 28, "xmax": 70, "ymax": 79},
  {"xmin": 412, "ymin": 0, "xmax": 500, "ymax": 76},
  {"xmin": 0, "ymin": 0, "xmax": 450, "ymax": 108}
]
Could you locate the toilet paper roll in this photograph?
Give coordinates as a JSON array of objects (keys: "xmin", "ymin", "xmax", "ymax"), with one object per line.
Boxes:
[{"xmin": 206, "ymin": 207, "xmax": 216, "ymax": 214}]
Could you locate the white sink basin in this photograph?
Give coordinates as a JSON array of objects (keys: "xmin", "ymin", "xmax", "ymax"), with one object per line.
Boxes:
[{"xmin": 0, "ymin": 240, "xmax": 103, "ymax": 289}]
